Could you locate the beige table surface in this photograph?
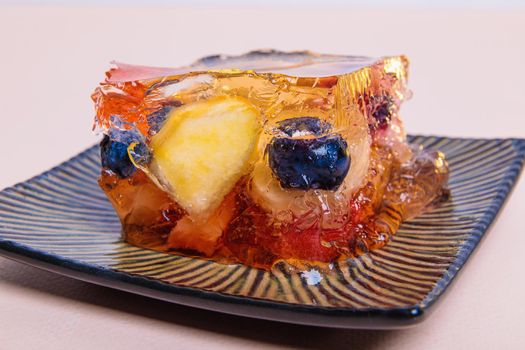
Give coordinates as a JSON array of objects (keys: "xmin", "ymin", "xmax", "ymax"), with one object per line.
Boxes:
[{"xmin": 1, "ymin": 5, "xmax": 524, "ymax": 350}]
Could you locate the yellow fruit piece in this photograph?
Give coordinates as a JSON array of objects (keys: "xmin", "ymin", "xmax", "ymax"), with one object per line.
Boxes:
[{"xmin": 150, "ymin": 96, "xmax": 261, "ymax": 221}]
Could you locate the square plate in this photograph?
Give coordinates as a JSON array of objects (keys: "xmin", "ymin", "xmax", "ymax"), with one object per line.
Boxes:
[{"xmin": 0, "ymin": 135, "xmax": 524, "ymax": 329}]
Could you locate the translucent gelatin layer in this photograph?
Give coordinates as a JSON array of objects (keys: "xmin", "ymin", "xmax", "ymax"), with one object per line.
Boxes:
[{"xmin": 93, "ymin": 50, "xmax": 449, "ymax": 269}]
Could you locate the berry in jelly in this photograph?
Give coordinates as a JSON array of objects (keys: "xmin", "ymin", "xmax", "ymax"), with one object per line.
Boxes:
[
  {"xmin": 100, "ymin": 135, "xmax": 136, "ymax": 178},
  {"xmin": 372, "ymin": 95, "xmax": 394, "ymax": 129},
  {"xmin": 268, "ymin": 117, "xmax": 351, "ymax": 190}
]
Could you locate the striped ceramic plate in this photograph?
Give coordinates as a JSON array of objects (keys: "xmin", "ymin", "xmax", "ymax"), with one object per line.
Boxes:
[{"xmin": 0, "ymin": 136, "xmax": 524, "ymax": 329}]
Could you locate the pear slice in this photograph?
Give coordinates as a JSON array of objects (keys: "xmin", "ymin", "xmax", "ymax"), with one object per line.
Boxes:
[{"xmin": 150, "ymin": 96, "xmax": 261, "ymax": 221}]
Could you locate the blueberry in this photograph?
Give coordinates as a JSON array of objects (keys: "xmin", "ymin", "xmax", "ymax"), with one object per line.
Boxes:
[
  {"xmin": 276, "ymin": 116, "xmax": 331, "ymax": 137},
  {"xmin": 100, "ymin": 135, "xmax": 136, "ymax": 178},
  {"xmin": 268, "ymin": 134, "xmax": 351, "ymax": 190}
]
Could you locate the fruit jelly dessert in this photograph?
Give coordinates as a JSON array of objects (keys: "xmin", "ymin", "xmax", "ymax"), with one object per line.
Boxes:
[{"xmin": 93, "ymin": 50, "xmax": 449, "ymax": 269}]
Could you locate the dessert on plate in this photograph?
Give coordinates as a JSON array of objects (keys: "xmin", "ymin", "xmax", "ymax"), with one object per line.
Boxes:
[{"xmin": 92, "ymin": 50, "xmax": 449, "ymax": 269}]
